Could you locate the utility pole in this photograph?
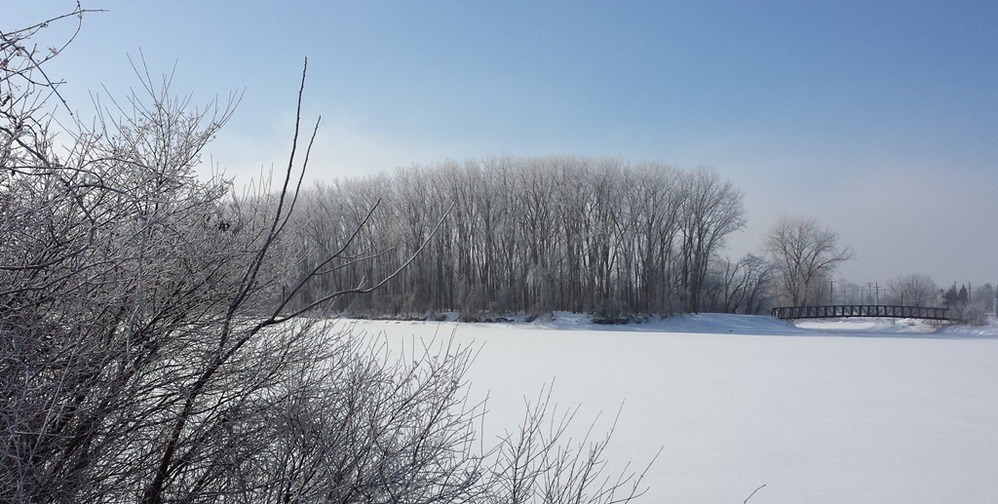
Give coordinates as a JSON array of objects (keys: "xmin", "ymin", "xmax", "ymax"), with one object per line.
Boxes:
[
  {"xmin": 875, "ymin": 282, "xmax": 880, "ymax": 305},
  {"xmin": 867, "ymin": 282, "xmax": 873, "ymax": 304}
]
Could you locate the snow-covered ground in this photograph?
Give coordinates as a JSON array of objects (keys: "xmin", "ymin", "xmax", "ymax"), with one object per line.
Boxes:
[{"xmin": 337, "ymin": 314, "xmax": 998, "ymax": 503}]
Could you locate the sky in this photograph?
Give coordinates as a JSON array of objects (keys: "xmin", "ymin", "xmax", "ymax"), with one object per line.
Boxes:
[{"xmin": 8, "ymin": 1, "xmax": 998, "ymax": 288}]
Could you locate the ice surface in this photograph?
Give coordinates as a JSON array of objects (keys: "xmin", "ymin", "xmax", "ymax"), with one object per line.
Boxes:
[{"xmin": 336, "ymin": 314, "xmax": 998, "ymax": 503}]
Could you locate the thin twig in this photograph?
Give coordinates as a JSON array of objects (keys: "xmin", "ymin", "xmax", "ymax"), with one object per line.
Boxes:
[{"xmin": 744, "ymin": 483, "xmax": 766, "ymax": 504}]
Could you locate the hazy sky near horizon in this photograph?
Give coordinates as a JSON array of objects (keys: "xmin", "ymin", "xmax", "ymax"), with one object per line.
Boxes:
[{"xmin": 9, "ymin": 1, "xmax": 998, "ymax": 287}]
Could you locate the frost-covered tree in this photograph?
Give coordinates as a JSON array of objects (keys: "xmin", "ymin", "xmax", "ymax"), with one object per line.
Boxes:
[
  {"xmin": 2, "ymin": 10, "xmax": 655, "ymax": 503},
  {"xmin": 941, "ymin": 282, "xmax": 990, "ymax": 325},
  {"xmin": 974, "ymin": 283, "xmax": 996, "ymax": 314},
  {"xmin": 702, "ymin": 253, "xmax": 777, "ymax": 314},
  {"xmin": 886, "ymin": 273, "xmax": 939, "ymax": 306},
  {"xmin": 765, "ymin": 215, "xmax": 854, "ymax": 306},
  {"xmin": 678, "ymin": 168, "xmax": 746, "ymax": 313},
  {"xmin": 284, "ymin": 158, "xmax": 746, "ymax": 319}
]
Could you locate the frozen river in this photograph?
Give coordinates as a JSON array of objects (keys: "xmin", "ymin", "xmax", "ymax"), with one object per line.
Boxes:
[{"xmin": 338, "ymin": 314, "xmax": 998, "ymax": 503}]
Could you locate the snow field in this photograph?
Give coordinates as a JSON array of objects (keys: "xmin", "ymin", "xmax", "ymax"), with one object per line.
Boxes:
[{"xmin": 338, "ymin": 315, "xmax": 998, "ymax": 503}]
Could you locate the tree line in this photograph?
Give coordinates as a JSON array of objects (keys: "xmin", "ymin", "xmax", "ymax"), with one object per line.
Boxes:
[{"xmin": 282, "ymin": 158, "xmax": 747, "ymax": 319}]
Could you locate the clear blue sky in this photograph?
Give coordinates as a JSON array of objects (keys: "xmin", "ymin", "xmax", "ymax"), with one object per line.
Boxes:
[{"xmin": 8, "ymin": 1, "xmax": 998, "ymax": 287}]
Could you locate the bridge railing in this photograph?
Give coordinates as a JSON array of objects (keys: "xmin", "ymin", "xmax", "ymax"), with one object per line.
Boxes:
[{"xmin": 771, "ymin": 304, "xmax": 949, "ymax": 321}]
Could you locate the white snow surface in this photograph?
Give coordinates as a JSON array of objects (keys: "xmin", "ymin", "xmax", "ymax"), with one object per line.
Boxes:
[{"xmin": 335, "ymin": 314, "xmax": 998, "ymax": 503}]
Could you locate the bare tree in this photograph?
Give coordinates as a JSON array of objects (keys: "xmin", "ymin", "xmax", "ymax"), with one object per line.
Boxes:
[
  {"xmin": 289, "ymin": 158, "xmax": 747, "ymax": 320},
  {"xmin": 765, "ymin": 215, "xmax": 854, "ymax": 306},
  {"xmin": 703, "ymin": 254, "xmax": 776, "ymax": 314},
  {"xmin": 679, "ymin": 168, "xmax": 746, "ymax": 313},
  {"xmin": 484, "ymin": 386, "xmax": 659, "ymax": 504},
  {"xmin": 886, "ymin": 273, "xmax": 939, "ymax": 307}
]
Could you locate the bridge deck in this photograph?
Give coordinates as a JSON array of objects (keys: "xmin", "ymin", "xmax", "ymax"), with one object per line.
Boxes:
[{"xmin": 772, "ymin": 304, "xmax": 950, "ymax": 321}]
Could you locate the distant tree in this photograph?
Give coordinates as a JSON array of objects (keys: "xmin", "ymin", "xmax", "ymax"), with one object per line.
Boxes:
[
  {"xmin": 966, "ymin": 283, "xmax": 996, "ymax": 325},
  {"xmin": 837, "ymin": 278, "xmax": 864, "ymax": 304},
  {"xmin": 940, "ymin": 282, "xmax": 988, "ymax": 325},
  {"xmin": 765, "ymin": 215, "xmax": 854, "ymax": 306},
  {"xmin": 958, "ymin": 284, "xmax": 969, "ymax": 305},
  {"xmin": 886, "ymin": 273, "xmax": 939, "ymax": 306},
  {"xmin": 678, "ymin": 168, "xmax": 746, "ymax": 313},
  {"xmin": 941, "ymin": 284, "xmax": 961, "ymax": 309},
  {"xmin": 973, "ymin": 283, "xmax": 996, "ymax": 313},
  {"xmin": 702, "ymin": 253, "xmax": 776, "ymax": 314},
  {"xmin": 806, "ymin": 270, "xmax": 833, "ymax": 305}
]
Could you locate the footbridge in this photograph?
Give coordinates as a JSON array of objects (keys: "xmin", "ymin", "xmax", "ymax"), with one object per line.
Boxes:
[{"xmin": 772, "ymin": 304, "xmax": 950, "ymax": 321}]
